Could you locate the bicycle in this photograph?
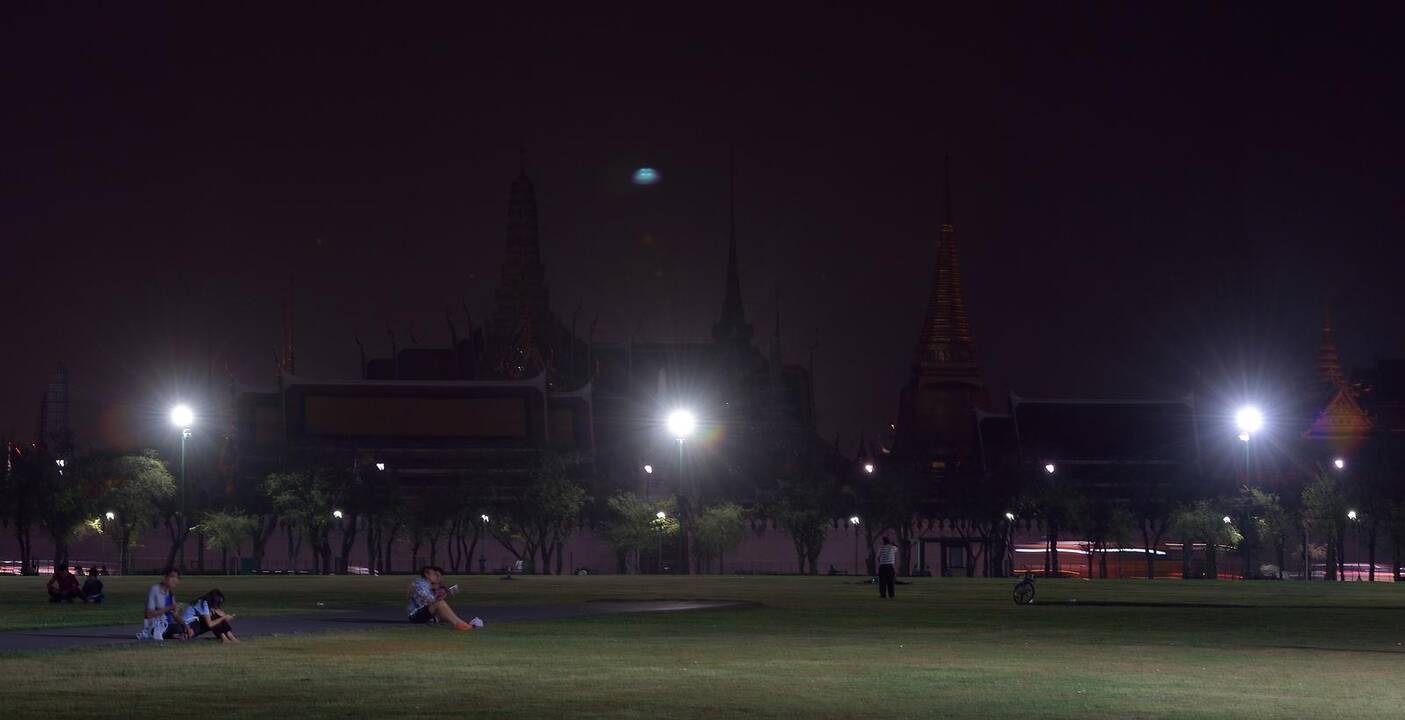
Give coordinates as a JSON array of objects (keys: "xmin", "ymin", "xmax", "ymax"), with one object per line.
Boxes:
[{"xmin": 1012, "ymin": 571, "xmax": 1036, "ymax": 605}]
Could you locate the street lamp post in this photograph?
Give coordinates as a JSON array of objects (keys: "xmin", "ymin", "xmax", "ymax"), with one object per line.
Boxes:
[
  {"xmin": 849, "ymin": 516, "xmax": 861, "ymax": 576},
  {"xmin": 665, "ymin": 409, "xmax": 696, "ymax": 574},
  {"xmin": 1235, "ymin": 405, "xmax": 1264, "ymax": 483},
  {"xmin": 655, "ymin": 511, "xmax": 667, "ymax": 574},
  {"xmin": 170, "ymin": 404, "xmax": 194, "ymax": 571},
  {"xmin": 1347, "ymin": 510, "xmax": 1358, "ymax": 582}
]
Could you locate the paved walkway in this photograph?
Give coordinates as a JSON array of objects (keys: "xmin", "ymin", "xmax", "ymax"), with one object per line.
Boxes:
[{"xmin": 0, "ymin": 600, "xmax": 739, "ymax": 652}]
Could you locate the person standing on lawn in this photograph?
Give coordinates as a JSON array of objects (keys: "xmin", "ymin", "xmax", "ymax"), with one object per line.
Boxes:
[{"xmin": 877, "ymin": 537, "xmax": 899, "ymax": 599}]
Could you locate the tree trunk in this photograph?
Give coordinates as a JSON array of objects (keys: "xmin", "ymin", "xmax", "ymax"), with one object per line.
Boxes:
[
  {"xmin": 251, "ymin": 517, "xmax": 277, "ymax": 573},
  {"xmin": 1086, "ymin": 539, "xmax": 1095, "ymax": 579},
  {"xmin": 1099, "ymin": 541, "xmax": 1109, "ymax": 579},
  {"xmin": 1301, "ymin": 527, "xmax": 1311, "ymax": 581},
  {"xmin": 1368, "ymin": 526, "xmax": 1377, "ymax": 582},
  {"xmin": 165, "ymin": 521, "xmax": 191, "ymax": 574},
  {"xmin": 1206, "ymin": 540, "xmax": 1217, "ymax": 579},
  {"xmin": 1392, "ymin": 535, "xmax": 1402, "ymax": 582},
  {"xmin": 118, "ymin": 527, "xmax": 134, "ymax": 575},
  {"xmin": 196, "ymin": 532, "xmax": 207, "ymax": 573},
  {"xmin": 16, "ymin": 525, "xmax": 35, "ymax": 575},
  {"xmin": 365, "ymin": 517, "xmax": 380, "ymax": 574},
  {"xmin": 339, "ymin": 517, "xmax": 359, "ymax": 574},
  {"xmin": 1181, "ymin": 539, "xmax": 1193, "ymax": 579},
  {"xmin": 1325, "ymin": 533, "xmax": 1337, "ymax": 581}
]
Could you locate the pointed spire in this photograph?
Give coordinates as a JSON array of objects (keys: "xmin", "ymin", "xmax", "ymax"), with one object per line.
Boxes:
[
  {"xmin": 1318, "ymin": 302, "xmax": 1345, "ymax": 388},
  {"xmin": 487, "ymin": 160, "xmax": 552, "ymax": 379},
  {"xmin": 942, "ymin": 154, "xmax": 954, "ymax": 231},
  {"xmin": 713, "ymin": 146, "xmax": 753, "ymax": 346},
  {"xmin": 913, "ymin": 158, "xmax": 977, "ymax": 371}
]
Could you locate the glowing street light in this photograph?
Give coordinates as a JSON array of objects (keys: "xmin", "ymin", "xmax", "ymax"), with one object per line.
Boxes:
[
  {"xmin": 1334, "ymin": 457, "xmax": 1346, "ymax": 470},
  {"xmin": 332, "ymin": 509, "xmax": 343, "ymax": 519},
  {"xmin": 170, "ymin": 404, "xmax": 194, "ymax": 429},
  {"xmin": 862, "ymin": 462, "xmax": 875, "ymax": 475},
  {"xmin": 1043, "ymin": 463, "xmax": 1056, "ymax": 475},
  {"xmin": 105, "ymin": 511, "xmax": 115, "ymax": 521},
  {"xmin": 480, "ymin": 514, "xmax": 490, "ymax": 523},
  {"xmin": 849, "ymin": 515, "xmax": 860, "ymax": 526},
  {"xmin": 1005, "ymin": 512, "xmax": 1016, "ymax": 522},
  {"xmin": 643, "ymin": 464, "xmax": 654, "ymax": 474},
  {"xmin": 1348, "ymin": 510, "xmax": 1358, "ymax": 521},
  {"xmin": 666, "ymin": 409, "xmax": 697, "ymax": 441},
  {"xmin": 1234, "ymin": 406, "xmax": 1264, "ymax": 437},
  {"xmin": 1222, "ymin": 515, "xmax": 1233, "ymax": 525},
  {"xmin": 656, "ymin": 511, "xmax": 667, "ymax": 520},
  {"xmin": 374, "ymin": 462, "xmax": 386, "ymax": 471}
]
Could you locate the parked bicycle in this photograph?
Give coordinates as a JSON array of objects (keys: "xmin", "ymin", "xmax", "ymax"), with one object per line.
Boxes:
[{"xmin": 1013, "ymin": 571, "xmax": 1036, "ymax": 605}]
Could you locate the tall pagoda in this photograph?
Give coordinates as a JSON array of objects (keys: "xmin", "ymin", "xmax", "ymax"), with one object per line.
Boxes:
[{"xmin": 894, "ymin": 160, "xmax": 990, "ymax": 476}]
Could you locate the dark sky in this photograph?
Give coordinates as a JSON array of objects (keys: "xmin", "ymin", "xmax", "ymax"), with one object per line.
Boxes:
[{"xmin": 4, "ymin": 3, "xmax": 1404, "ymax": 450}]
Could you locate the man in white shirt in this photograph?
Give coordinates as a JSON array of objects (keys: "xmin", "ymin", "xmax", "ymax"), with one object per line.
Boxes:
[
  {"xmin": 137, "ymin": 568, "xmax": 190, "ymax": 640},
  {"xmin": 877, "ymin": 537, "xmax": 899, "ymax": 599}
]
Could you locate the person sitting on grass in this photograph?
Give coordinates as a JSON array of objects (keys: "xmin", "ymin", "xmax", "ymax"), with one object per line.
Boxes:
[
  {"xmin": 407, "ymin": 565, "xmax": 482, "ymax": 631},
  {"xmin": 182, "ymin": 589, "xmax": 238, "ymax": 643},
  {"xmin": 137, "ymin": 568, "xmax": 191, "ymax": 641},
  {"xmin": 47, "ymin": 565, "xmax": 83, "ymax": 603},
  {"xmin": 81, "ymin": 567, "xmax": 105, "ymax": 604}
]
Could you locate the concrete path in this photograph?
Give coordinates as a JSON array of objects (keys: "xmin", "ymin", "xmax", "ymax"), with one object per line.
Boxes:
[{"xmin": 0, "ymin": 600, "xmax": 739, "ymax": 652}]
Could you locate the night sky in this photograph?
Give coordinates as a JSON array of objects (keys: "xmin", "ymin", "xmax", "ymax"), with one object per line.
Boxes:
[{"xmin": 4, "ymin": 3, "xmax": 1404, "ymax": 450}]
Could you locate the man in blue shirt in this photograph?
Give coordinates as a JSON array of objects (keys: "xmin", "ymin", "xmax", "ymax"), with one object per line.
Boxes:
[{"xmin": 407, "ymin": 566, "xmax": 482, "ymax": 631}]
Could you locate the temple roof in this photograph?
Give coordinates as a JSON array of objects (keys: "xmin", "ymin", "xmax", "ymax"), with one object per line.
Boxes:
[{"xmin": 912, "ymin": 158, "xmax": 977, "ymax": 373}]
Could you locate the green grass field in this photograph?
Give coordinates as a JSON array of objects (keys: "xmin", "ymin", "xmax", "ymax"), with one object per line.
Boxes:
[{"xmin": 3, "ymin": 575, "xmax": 1404, "ymax": 719}]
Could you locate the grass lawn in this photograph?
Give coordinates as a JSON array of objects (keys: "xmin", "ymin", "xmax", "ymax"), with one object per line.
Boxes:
[{"xmin": 2, "ymin": 575, "xmax": 1404, "ymax": 718}]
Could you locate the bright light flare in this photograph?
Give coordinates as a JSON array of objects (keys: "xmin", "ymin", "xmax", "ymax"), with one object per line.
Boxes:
[
  {"xmin": 170, "ymin": 404, "xmax": 194, "ymax": 429},
  {"xmin": 631, "ymin": 167, "xmax": 661, "ymax": 185},
  {"xmin": 666, "ymin": 409, "xmax": 697, "ymax": 439},
  {"xmin": 1222, "ymin": 515, "xmax": 1233, "ymax": 524},
  {"xmin": 1334, "ymin": 457, "xmax": 1346, "ymax": 470},
  {"xmin": 1234, "ymin": 406, "xmax": 1264, "ymax": 435},
  {"xmin": 862, "ymin": 462, "xmax": 875, "ymax": 474},
  {"xmin": 1005, "ymin": 512, "xmax": 1016, "ymax": 522},
  {"xmin": 849, "ymin": 515, "xmax": 860, "ymax": 526},
  {"xmin": 332, "ymin": 509, "xmax": 343, "ymax": 519},
  {"xmin": 1043, "ymin": 463, "xmax": 1056, "ymax": 475},
  {"xmin": 643, "ymin": 464, "xmax": 654, "ymax": 474},
  {"xmin": 105, "ymin": 511, "xmax": 115, "ymax": 521},
  {"xmin": 656, "ymin": 511, "xmax": 667, "ymax": 520},
  {"xmin": 1348, "ymin": 510, "xmax": 1358, "ymax": 521}
]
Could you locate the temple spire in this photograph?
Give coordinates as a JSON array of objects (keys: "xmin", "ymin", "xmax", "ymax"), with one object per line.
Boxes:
[
  {"xmin": 942, "ymin": 154, "xmax": 954, "ymax": 231},
  {"xmin": 913, "ymin": 159, "xmax": 976, "ymax": 371},
  {"xmin": 485, "ymin": 165, "xmax": 551, "ymax": 379},
  {"xmin": 1318, "ymin": 303, "xmax": 1345, "ymax": 388},
  {"xmin": 713, "ymin": 147, "xmax": 753, "ymax": 345}
]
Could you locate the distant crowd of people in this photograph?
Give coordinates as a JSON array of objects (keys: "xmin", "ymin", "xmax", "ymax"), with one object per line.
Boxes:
[{"xmin": 45, "ymin": 562, "xmax": 483, "ymax": 643}]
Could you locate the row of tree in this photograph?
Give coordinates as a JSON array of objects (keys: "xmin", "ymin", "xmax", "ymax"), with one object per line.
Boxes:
[{"xmin": 6, "ymin": 431, "xmax": 1403, "ymax": 580}]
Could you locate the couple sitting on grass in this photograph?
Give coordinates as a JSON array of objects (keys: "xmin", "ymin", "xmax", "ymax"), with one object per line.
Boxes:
[
  {"xmin": 137, "ymin": 568, "xmax": 239, "ymax": 643},
  {"xmin": 407, "ymin": 565, "xmax": 483, "ymax": 631}
]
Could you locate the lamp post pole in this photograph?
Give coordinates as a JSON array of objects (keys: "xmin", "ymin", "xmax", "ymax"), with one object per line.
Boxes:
[{"xmin": 180, "ymin": 427, "xmax": 190, "ymax": 570}]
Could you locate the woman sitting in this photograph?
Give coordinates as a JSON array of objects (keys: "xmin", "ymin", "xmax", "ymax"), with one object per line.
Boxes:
[
  {"xmin": 406, "ymin": 566, "xmax": 482, "ymax": 631},
  {"xmin": 182, "ymin": 589, "xmax": 239, "ymax": 643}
]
